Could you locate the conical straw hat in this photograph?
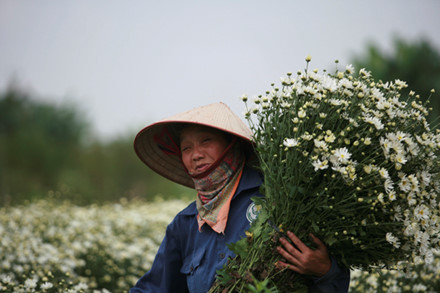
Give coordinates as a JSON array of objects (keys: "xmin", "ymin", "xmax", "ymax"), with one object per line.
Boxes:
[{"xmin": 134, "ymin": 102, "xmax": 253, "ymax": 188}]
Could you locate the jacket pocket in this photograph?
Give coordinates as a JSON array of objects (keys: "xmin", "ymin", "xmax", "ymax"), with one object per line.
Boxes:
[{"xmin": 180, "ymin": 248, "xmax": 206, "ymax": 292}]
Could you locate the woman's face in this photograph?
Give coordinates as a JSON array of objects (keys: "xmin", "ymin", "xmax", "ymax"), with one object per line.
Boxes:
[{"xmin": 180, "ymin": 125, "xmax": 228, "ymax": 176}]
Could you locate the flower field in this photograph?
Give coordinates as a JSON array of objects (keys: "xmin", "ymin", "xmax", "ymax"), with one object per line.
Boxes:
[
  {"xmin": 0, "ymin": 198, "xmax": 439, "ymax": 292},
  {"xmin": 0, "ymin": 198, "xmax": 190, "ymax": 293}
]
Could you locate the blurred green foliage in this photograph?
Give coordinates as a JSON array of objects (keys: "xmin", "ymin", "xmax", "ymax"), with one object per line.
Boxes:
[
  {"xmin": 0, "ymin": 87, "xmax": 192, "ymax": 206},
  {"xmin": 351, "ymin": 37, "xmax": 440, "ymax": 124}
]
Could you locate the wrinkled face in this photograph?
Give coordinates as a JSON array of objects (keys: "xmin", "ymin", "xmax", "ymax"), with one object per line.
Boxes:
[{"xmin": 180, "ymin": 125, "xmax": 228, "ymax": 176}]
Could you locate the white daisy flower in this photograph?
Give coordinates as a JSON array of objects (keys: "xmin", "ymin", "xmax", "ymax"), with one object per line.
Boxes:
[
  {"xmin": 345, "ymin": 64, "xmax": 354, "ymax": 74},
  {"xmin": 394, "ymin": 79, "xmax": 408, "ymax": 89},
  {"xmin": 395, "ymin": 152, "xmax": 408, "ymax": 165},
  {"xmin": 321, "ymin": 75, "xmax": 338, "ymax": 92},
  {"xmin": 314, "ymin": 139, "xmax": 328, "ymax": 151},
  {"xmin": 301, "ymin": 133, "xmax": 313, "ymax": 141},
  {"xmin": 41, "ymin": 282, "xmax": 54, "ymax": 290},
  {"xmin": 324, "ymin": 132, "xmax": 336, "ymax": 143},
  {"xmin": 384, "ymin": 179, "xmax": 394, "ymax": 194},
  {"xmin": 24, "ymin": 278, "xmax": 38, "ymax": 289},
  {"xmin": 407, "ymin": 193, "xmax": 417, "ymax": 206},
  {"xmin": 414, "ymin": 204, "xmax": 430, "ymax": 221},
  {"xmin": 283, "ymin": 138, "xmax": 298, "ymax": 148},
  {"xmin": 399, "ymin": 175, "xmax": 411, "ymax": 192},
  {"xmin": 312, "ymin": 159, "xmax": 329, "ymax": 171},
  {"xmin": 418, "ymin": 170, "xmax": 431, "ymax": 186},
  {"xmin": 333, "ymin": 147, "xmax": 352, "ymax": 164},
  {"xmin": 371, "ymin": 87, "xmax": 384, "ymax": 100},
  {"xmin": 408, "ymin": 174, "xmax": 420, "ymax": 193},
  {"xmin": 379, "ymin": 168, "xmax": 389, "ymax": 179},
  {"xmin": 359, "ymin": 68, "xmax": 371, "ymax": 78},
  {"xmin": 339, "ymin": 78, "xmax": 353, "ymax": 89},
  {"xmin": 329, "ymin": 98, "xmax": 343, "ymax": 106},
  {"xmin": 363, "ymin": 113, "xmax": 384, "ymax": 130},
  {"xmin": 386, "ymin": 232, "xmax": 401, "ymax": 248}
]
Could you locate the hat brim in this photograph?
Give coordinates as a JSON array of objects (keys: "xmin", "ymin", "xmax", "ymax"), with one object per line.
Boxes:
[{"xmin": 134, "ymin": 103, "xmax": 255, "ymax": 188}]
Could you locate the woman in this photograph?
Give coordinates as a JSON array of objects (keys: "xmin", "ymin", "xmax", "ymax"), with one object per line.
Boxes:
[{"xmin": 130, "ymin": 102, "xmax": 350, "ymax": 293}]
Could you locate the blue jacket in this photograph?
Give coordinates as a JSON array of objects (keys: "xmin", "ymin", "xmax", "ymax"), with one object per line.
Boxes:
[{"xmin": 130, "ymin": 167, "xmax": 350, "ymax": 293}]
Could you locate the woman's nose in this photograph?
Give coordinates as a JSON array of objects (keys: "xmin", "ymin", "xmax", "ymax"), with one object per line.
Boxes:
[{"xmin": 192, "ymin": 146, "xmax": 204, "ymax": 160}]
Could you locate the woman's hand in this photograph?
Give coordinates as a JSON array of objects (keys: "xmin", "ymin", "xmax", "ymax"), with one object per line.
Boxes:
[{"xmin": 276, "ymin": 231, "xmax": 331, "ymax": 277}]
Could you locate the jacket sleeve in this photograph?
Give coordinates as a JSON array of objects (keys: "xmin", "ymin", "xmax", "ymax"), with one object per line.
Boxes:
[
  {"xmin": 308, "ymin": 256, "xmax": 350, "ymax": 293},
  {"xmin": 129, "ymin": 222, "xmax": 188, "ymax": 293}
]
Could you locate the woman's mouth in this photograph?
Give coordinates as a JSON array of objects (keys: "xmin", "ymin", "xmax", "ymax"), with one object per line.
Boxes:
[{"xmin": 194, "ymin": 163, "xmax": 211, "ymax": 174}]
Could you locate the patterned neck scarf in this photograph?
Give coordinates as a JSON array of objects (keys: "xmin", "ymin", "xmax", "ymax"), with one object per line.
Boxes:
[{"xmin": 191, "ymin": 141, "xmax": 245, "ymax": 234}]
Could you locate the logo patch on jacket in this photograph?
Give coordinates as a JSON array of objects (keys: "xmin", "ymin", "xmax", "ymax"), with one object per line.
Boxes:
[{"xmin": 246, "ymin": 202, "xmax": 261, "ymax": 223}]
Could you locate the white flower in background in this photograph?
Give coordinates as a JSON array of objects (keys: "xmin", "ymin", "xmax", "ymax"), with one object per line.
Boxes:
[
  {"xmin": 298, "ymin": 109, "xmax": 306, "ymax": 118},
  {"xmin": 384, "ymin": 179, "xmax": 394, "ymax": 194},
  {"xmin": 408, "ymin": 174, "xmax": 420, "ymax": 193},
  {"xmin": 395, "ymin": 131, "xmax": 408, "ymax": 141},
  {"xmin": 324, "ymin": 131, "xmax": 336, "ymax": 143},
  {"xmin": 363, "ymin": 164, "xmax": 372, "ymax": 174},
  {"xmin": 418, "ymin": 170, "xmax": 431, "ymax": 187},
  {"xmin": 1, "ymin": 275, "xmax": 12, "ymax": 284},
  {"xmin": 386, "ymin": 232, "xmax": 401, "ymax": 248},
  {"xmin": 280, "ymin": 76, "xmax": 293, "ymax": 86},
  {"xmin": 41, "ymin": 282, "xmax": 54, "ymax": 290},
  {"xmin": 370, "ymin": 87, "xmax": 384, "ymax": 100},
  {"xmin": 379, "ymin": 168, "xmax": 389, "ymax": 179},
  {"xmin": 407, "ymin": 140, "xmax": 420, "ymax": 156},
  {"xmin": 394, "ymin": 79, "xmax": 408, "ymax": 90},
  {"xmin": 359, "ymin": 68, "xmax": 371, "ymax": 78},
  {"xmin": 363, "ymin": 113, "xmax": 384, "ymax": 130},
  {"xmin": 301, "ymin": 133, "xmax": 313, "ymax": 141},
  {"xmin": 424, "ymin": 249, "xmax": 434, "ymax": 264},
  {"xmin": 314, "ymin": 139, "xmax": 328, "ymax": 151},
  {"xmin": 345, "ymin": 64, "xmax": 354, "ymax": 74},
  {"xmin": 393, "ymin": 206, "xmax": 404, "ymax": 222},
  {"xmin": 413, "ymin": 283, "xmax": 427, "ymax": 292},
  {"xmin": 321, "ymin": 75, "xmax": 338, "ymax": 92},
  {"xmin": 329, "ymin": 98, "xmax": 343, "ymax": 106},
  {"xmin": 24, "ymin": 278, "xmax": 38, "ymax": 289},
  {"xmin": 378, "ymin": 193, "xmax": 385, "ymax": 204},
  {"xmin": 73, "ymin": 282, "xmax": 88, "ymax": 291},
  {"xmin": 407, "ymin": 193, "xmax": 417, "ymax": 206},
  {"xmin": 414, "ymin": 205, "xmax": 430, "ymax": 221},
  {"xmin": 339, "ymin": 78, "xmax": 353, "ymax": 89},
  {"xmin": 312, "ymin": 159, "xmax": 329, "ymax": 171},
  {"xmin": 375, "ymin": 97, "xmax": 387, "ymax": 110},
  {"xmin": 394, "ymin": 152, "xmax": 407, "ymax": 165},
  {"xmin": 379, "ymin": 137, "xmax": 391, "ymax": 157},
  {"xmin": 333, "ymin": 147, "xmax": 351, "ymax": 164},
  {"xmin": 283, "ymin": 138, "xmax": 298, "ymax": 148},
  {"xmin": 399, "ymin": 175, "xmax": 411, "ymax": 192},
  {"xmin": 280, "ymin": 101, "xmax": 291, "ymax": 108}
]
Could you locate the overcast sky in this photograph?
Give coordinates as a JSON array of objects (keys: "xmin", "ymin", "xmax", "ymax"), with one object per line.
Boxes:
[{"xmin": 1, "ymin": 0, "xmax": 439, "ymax": 140}]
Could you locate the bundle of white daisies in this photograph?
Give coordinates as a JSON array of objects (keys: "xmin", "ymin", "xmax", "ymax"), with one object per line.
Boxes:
[{"xmin": 210, "ymin": 58, "xmax": 440, "ymax": 292}]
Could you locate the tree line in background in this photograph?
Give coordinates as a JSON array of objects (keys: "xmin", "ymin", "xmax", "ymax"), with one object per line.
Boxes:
[
  {"xmin": 0, "ymin": 37, "xmax": 439, "ymax": 206},
  {"xmin": 0, "ymin": 88, "xmax": 191, "ymax": 206}
]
